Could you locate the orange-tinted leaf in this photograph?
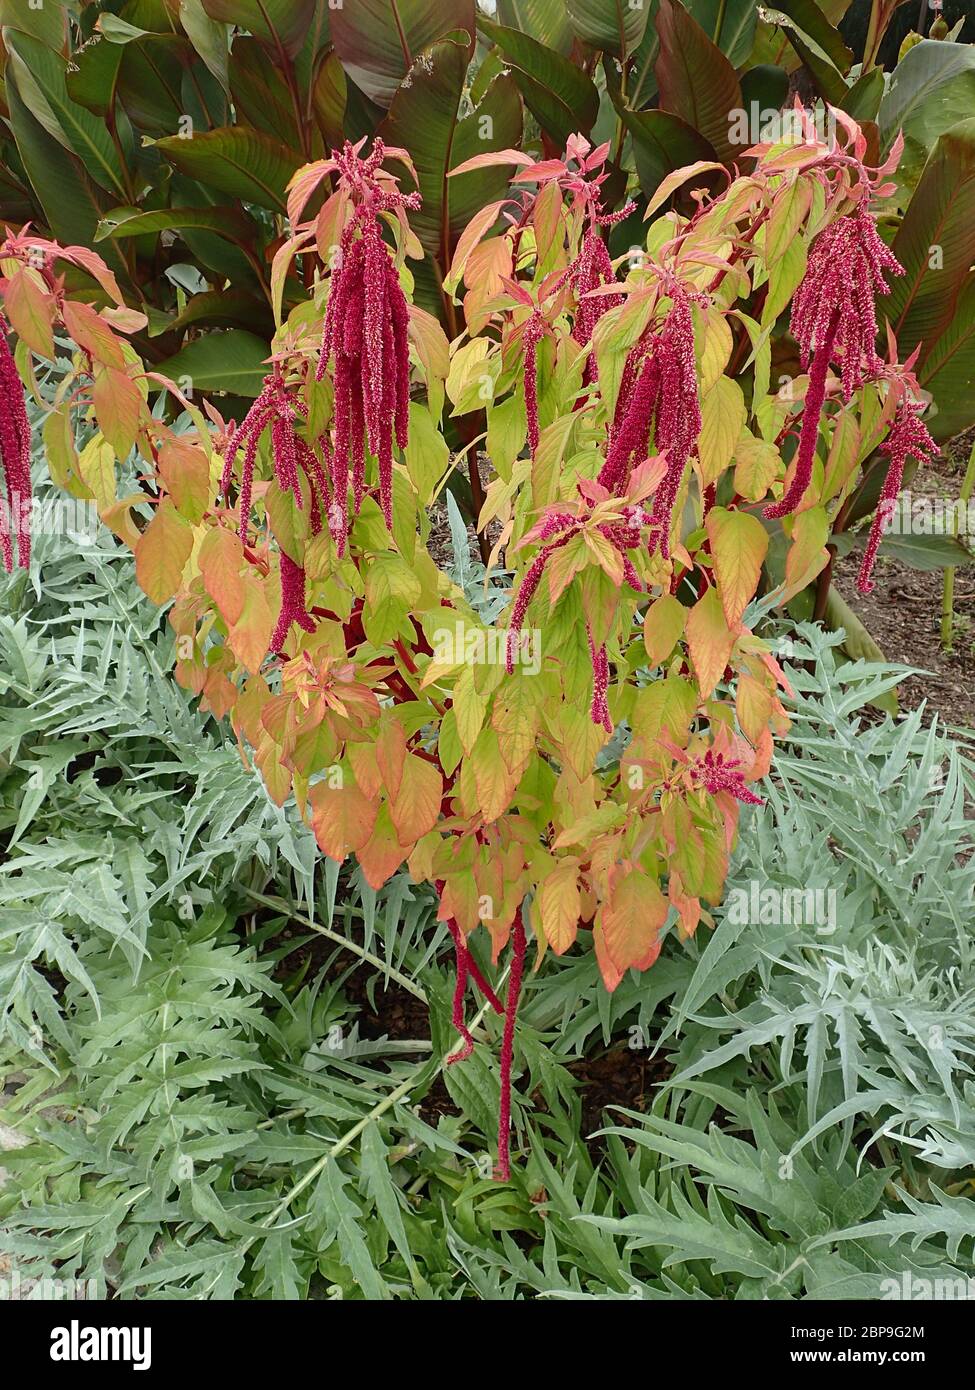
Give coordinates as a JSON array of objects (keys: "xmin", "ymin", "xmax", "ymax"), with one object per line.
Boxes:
[
  {"xmin": 135, "ymin": 501, "xmax": 192, "ymax": 604},
  {"xmin": 685, "ymin": 585, "xmax": 734, "ymax": 698},
  {"xmin": 539, "ymin": 861, "xmax": 580, "ymax": 955},
  {"xmin": 389, "ymin": 753, "xmax": 442, "ymax": 847},
  {"xmin": 200, "ymin": 526, "xmax": 246, "ymax": 627},
  {"xmin": 309, "ymin": 779, "xmax": 377, "ymax": 861},
  {"xmin": 706, "ymin": 506, "xmax": 768, "ymax": 627},
  {"xmin": 62, "ymin": 298, "xmax": 125, "ymax": 369},
  {"xmin": 4, "ymin": 267, "xmax": 55, "ymax": 359},
  {"xmin": 599, "ymin": 868, "xmax": 667, "ymax": 976},
  {"xmin": 643, "ymin": 593, "xmax": 686, "ymax": 665},
  {"xmin": 357, "ymin": 803, "xmax": 407, "ymax": 890},
  {"xmin": 93, "ymin": 365, "xmax": 143, "ymax": 461}
]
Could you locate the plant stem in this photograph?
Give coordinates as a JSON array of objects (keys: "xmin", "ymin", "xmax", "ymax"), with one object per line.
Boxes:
[
  {"xmin": 941, "ymin": 436, "xmax": 975, "ymax": 650},
  {"xmin": 242, "ymin": 887, "xmax": 429, "ymax": 1001},
  {"xmin": 713, "ymin": 0, "xmax": 728, "ymax": 45}
]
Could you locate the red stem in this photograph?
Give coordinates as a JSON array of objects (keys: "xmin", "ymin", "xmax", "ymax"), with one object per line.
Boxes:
[{"xmin": 496, "ymin": 905, "xmax": 526, "ymax": 1182}]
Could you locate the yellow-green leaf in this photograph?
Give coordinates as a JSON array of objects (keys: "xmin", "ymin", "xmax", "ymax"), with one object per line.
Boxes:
[
  {"xmin": 685, "ymin": 585, "xmax": 734, "ymax": 698},
  {"xmin": 135, "ymin": 501, "xmax": 192, "ymax": 604},
  {"xmin": 643, "ymin": 593, "xmax": 686, "ymax": 665},
  {"xmin": 706, "ymin": 506, "xmax": 768, "ymax": 627}
]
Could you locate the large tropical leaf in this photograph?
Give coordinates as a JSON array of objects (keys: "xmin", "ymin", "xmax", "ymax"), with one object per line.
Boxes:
[
  {"xmin": 200, "ymin": 0, "xmax": 319, "ymax": 59},
  {"xmin": 613, "ymin": 100, "xmax": 717, "ymax": 200},
  {"xmin": 496, "ymin": 0, "xmax": 574, "ymax": 53},
  {"xmin": 4, "ymin": 29, "xmax": 128, "ymax": 199},
  {"xmin": 95, "ymin": 204, "xmax": 259, "ymax": 246},
  {"xmin": 330, "ymin": 0, "xmax": 475, "ymax": 107},
  {"xmin": 888, "ymin": 118, "xmax": 975, "ymax": 440},
  {"xmin": 153, "ymin": 329, "xmax": 271, "ymax": 397},
  {"xmin": 3, "ymin": 60, "xmax": 131, "ymax": 289},
  {"xmin": 479, "ymin": 18, "xmax": 599, "ymax": 145},
  {"xmin": 378, "ymin": 39, "xmax": 522, "ymax": 273},
  {"xmin": 153, "ymin": 127, "xmax": 301, "ymax": 212},
  {"xmin": 655, "ymin": 0, "xmax": 742, "ymax": 165},
  {"xmin": 566, "ymin": 0, "xmax": 649, "ymax": 58},
  {"xmin": 880, "ymin": 40, "xmax": 975, "ymax": 191}
]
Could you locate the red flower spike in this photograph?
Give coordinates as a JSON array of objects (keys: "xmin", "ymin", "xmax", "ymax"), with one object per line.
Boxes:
[
  {"xmin": 597, "ymin": 276, "xmax": 702, "ymax": 559},
  {"xmin": 315, "ymin": 139, "xmax": 418, "ymax": 541},
  {"xmin": 0, "ymin": 319, "xmax": 32, "ymax": 571},
  {"xmin": 688, "ymin": 749, "xmax": 763, "ymax": 806},
  {"xmin": 268, "ymin": 550, "xmax": 316, "ymax": 654},
  {"xmin": 857, "ymin": 400, "xmax": 936, "ymax": 594},
  {"xmin": 766, "ymin": 208, "xmax": 903, "ymax": 519},
  {"xmin": 522, "ymin": 310, "xmax": 545, "ymax": 456},
  {"xmin": 496, "ymin": 905, "xmax": 527, "ymax": 1183}
]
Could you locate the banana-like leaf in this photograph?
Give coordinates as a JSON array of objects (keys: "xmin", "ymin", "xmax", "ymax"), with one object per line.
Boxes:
[
  {"xmin": 200, "ymin": 0, "xmax": 319, "ymax": 59},
  {"xmin": 4, "ymin": 29, "xmax": 128, "ymax": 199},
  {"xmin": 378, "ymin": 39, "xmax": 522, "ymax": 272},
  {"xmin": 655, "ymin": 0, "xmax": 742, "ymax": 165},
  {"xmin": 880, "ymin": 40, "xmax": 975, "ymax": 192},
  {"xmin": 478, "ymin": 17, "xmax": 599, "ymax": 144},
  {"xmin": 566, "ymin": 0, "xmax": 649, "ymax": 58},
  {"xmin": 3, "ymin": 60, "xmax": 132, "ymax": 290},
  {"xmin": 331, "ymin": 0, "xmax": 475, "ymax": 107},
  {"xmin": 824, "ymin": 586, "xmax": 899, "ymax": 715},
  {"xmin": 154, "ymin": 329, "xmax": 271, "ymax": 397},
  {"xmin": 496, "ymin": 0, "xmax": 574, "ymax": 54},
  {"xmin": 153, "ymin": 127, "xmax": 301, "ymax": 212},
  {"xmin": 888, "ymin": 118, "xmax": 975, "ymax": 441}
]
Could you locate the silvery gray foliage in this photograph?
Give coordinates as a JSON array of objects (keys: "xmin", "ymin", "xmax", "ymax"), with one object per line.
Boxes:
[{"xmin": 3, "ymin": 447, "xmax": 974, "ymax": 1300}]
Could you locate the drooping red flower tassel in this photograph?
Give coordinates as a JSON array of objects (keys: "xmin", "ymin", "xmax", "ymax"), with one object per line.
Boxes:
[
  {"xmin": 0, "ymin": 319, "xmax": 32, "ymax": 572},
  {"xmin": 522, "ymin": 310, "xmax": 546, "ymax": 457},
  {"xmin": 597, "ymin": 276, "xmax": 701, "ymax": 558},
  {"xmin": 857, "ymin": 400, "xmax": 936, "ymax": 594},
  {"xmin": 766, "ymin": 208, "xmax": 903, "ymax": 520},
  {"xmin": 316, "ymin": 139, "xmax": 418, "ymax": 538},
  {"xmin": 268, "ymin": 551, "xmax": 317, "ymax": 653},
  {"xmin": 496, "ymin": 905, "xmax": 526, "ymax": 1183},
  {"xmin": 564, "ymin": 201, "xmax": 634, "ymax": 385},
  {"xmin": 220, "ymin": 371, "xmax": 331, "ymax": 652}
]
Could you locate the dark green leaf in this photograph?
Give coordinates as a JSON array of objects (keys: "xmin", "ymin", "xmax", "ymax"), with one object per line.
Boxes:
[
  {"xmin": 154, "ymin": 329, "xmax": 270, "ymax": 396},
  {"xmin": 479, "ymin": 18, "xmax": 599, "ymax": 144},
  {"xmin": 153, "ymin": 127, "xmax": 301, "ymax": 211},
  {"xmin": 655, "ymin": 0, "xmax": 742, "ymax": 164},
  {"xmin": 331, "ymin": 0, "xmax": 476, "ymax": 107}
]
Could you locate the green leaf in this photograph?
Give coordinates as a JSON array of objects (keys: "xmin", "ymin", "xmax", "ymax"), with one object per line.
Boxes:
[
  {"xmin": 4, "ymin": 30, "xmax": 128, "ymax": 199},
  {"xmin": 478, "ymin": 18, "xmax": 599, "ymax": 144},
  {"xmin": 331, "ymin": 0, "xmax": 475, "ymax": 107},
  {"xmin": 95, "ymin": 204, "xmax": 257, "ymax": 244},
  {"xmin": 655, "ymin": 0, "xmax": 743, "ymax": 165},
  {"xmin": 496, "ymin": 0, "xmax": 574, "ymax": 53},
  {"xmin": 566, "ymin": 0, "xmax": 648, "ymax": 58},
  {"xmin": 688, "ymin": 0, "xmax": 759, "ymax": 65},
  {"xmin": 379, "ymin": 39, "xmax": 522, "ymax": 268},
  {"xmin": 316, "ymin": 1160, "xmax": 388, "ymax": 1299},
  {"xmin": 153, "ymin": 330, "xmax": 270, "ymax": 396},
  {"xmin": 851, "ymin": 531, "xmax": 974, "ymax": 572},
  {"xmin": 765, "ymin": 0, "xmax": 853, "ymax": 74},
  {"xmin": 3, "ymin": 64, "xmax": 131, "ymax": 290},
  {"xmin": 616, "ymin": 102, "xmax": 718, "ymax": 202},
  {"xmin": 823, "ymin": 587, "xmax": 898, "ymax": 715},
  {"xmin": 153, "ymin": 127, "xmax": 300, "ymax": 212},
  {"xmin": 888, "ymin": 119, "xmax": 975, "ymax": 441},
  {"xmin": 200, "ymin": 0, "xmax": 318, "ymax": 58},
  {"xmin": 880, "ymin": 40, "xmax": 975, "ymax": 188},
  {"xmin": 64, "ymin": 33, "xmax": 124, "ymax": 118}
]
